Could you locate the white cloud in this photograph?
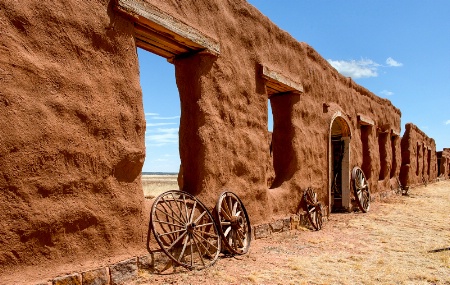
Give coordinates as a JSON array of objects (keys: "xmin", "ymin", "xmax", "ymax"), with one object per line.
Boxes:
[
  {"xmin": 386, "ymin": 57, "xmax": 403, "ymax": 67},
  {"xmin": 327, "ymin": 59, "xmax": 379, "ymax": 79},
  {"xmin": 146, "ymin": 122, "xmax": 177, "ymax": 127},
  {"xmin": 145, "ymin": 127, "xmax": 178, "ymax": 145},
  {"xmin": 380, "ymin": 90, "xmax": 394, "ymax": 96},
  {"xmin": 445, "ymin": 120, "xmax": 450, "ymax": 125},
  {"xmin": 145, "ymin": 112, "xmax": 159, "ymax": 116},
  {"xmin": 153, "ymin": 116, "xmax": 180, "ymax": 120}
]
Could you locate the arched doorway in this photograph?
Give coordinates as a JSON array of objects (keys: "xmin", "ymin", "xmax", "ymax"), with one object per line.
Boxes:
[{"xmin": 329, "ymin": 113, "xmax": 352, "ymax": 213}]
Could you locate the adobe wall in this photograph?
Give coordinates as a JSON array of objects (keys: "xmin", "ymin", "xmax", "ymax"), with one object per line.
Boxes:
[
  {"xmin": 400, "ymin": 123, "xmax": 437, "ymax": 187},
  {"xmin": 143, "ymin": 0, "xmax": 401, "ymax": 212},
  {"xmin": 437, "ymin": 148, "xmax": 450, "ymax": 178},
  {"xmin": 1, "ymin": 0, "xmax": 402, "ymax": 277},
  {"xmin": 0, "ymin": 0, "xmax": 147, "ymax": 276}
]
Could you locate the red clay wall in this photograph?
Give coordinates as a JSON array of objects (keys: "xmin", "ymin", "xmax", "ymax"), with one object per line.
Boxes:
[
  {"xmin": 1, "ymin": 0, "xmax": 402, "ymax": 276},
  {"xmin": 437, "ymin": 148, "xmax": 450, "ymax": 178},
  {"xmin": 400, "ymin": 123, "xmax": 437, "ymax": 187},
  {"xmin": 0, "ymin": 0, "xmax": 147, "ymax": 276}
]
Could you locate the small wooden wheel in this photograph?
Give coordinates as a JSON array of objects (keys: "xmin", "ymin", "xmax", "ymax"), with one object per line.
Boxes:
[
  {"xmin": 150, "ymin": 190, "xmax": 221, "ymax": 270},
  {"xmin": 352, "ymin": 166, "xmax": 370, "ymax": 213},
  {"xmin": 215, "ymin": 191, "xmax": 251, "ymax": 255},
  {"xmin": 303, "ymin": 188, "xmax": 323, "ymax": 231}
]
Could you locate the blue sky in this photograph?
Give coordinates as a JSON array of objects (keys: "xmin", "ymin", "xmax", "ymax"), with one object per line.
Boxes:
[{"xmin": 138, "ymin": 1, "xmax": 450, "ymax": 172}]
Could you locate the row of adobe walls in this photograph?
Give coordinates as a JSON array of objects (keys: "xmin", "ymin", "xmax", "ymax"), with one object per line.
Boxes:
[{"xmin": 0, "ymin": 0, "xmax": 447, "ymax": 282}]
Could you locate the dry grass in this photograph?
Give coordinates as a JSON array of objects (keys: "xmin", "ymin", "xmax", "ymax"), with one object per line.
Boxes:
[
  {"xmin": 141, "ymin": 174, "xmax": 179, "ymax": 198},
  {"xmin": 137, "ymin": 180, "xmax": 450, "ymax": 285}
]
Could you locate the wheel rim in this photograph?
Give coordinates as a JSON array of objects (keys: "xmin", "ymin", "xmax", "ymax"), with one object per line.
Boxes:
[
  {"xmin": 216, "ymin": 191, "xmax": 251, "ymax": 255},
  {"xmin": 352, "ymin": 167, "xmax": 370, "ymax": 213},
  {"xmin": 304, "ymin": 188, "xmax": 322, "ymax": 230},
  {"xmin": 150, "ymin": 190, "xmax": 221, "ymax": 270}
]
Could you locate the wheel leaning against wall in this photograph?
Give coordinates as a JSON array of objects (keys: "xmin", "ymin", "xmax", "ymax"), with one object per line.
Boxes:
[{"xmin": 351, "ymin": 166, "xmax": 371, "ymax": 213}]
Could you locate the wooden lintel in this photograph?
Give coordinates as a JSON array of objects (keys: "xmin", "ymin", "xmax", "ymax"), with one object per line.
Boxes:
[
  {"xmin": 116, "ymin": 0, "xmax": 220, "ymax": 57},
  {"xmin": 260, "ymin": 64, "xmax": 303, "ymax": 96},
  {"xmin": 357, "ymin": 114, "xmax": 374, "ymax": 126},
  {"xmin": 391, "ymin": 129, "xmax": 400, "ymax": 137}
]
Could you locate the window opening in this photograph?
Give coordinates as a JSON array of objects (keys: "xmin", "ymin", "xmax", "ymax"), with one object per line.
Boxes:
[
  {"xmin": 360, "ymin": 125, "xmax": 372, "ymax": 179},
  {"xmin": 378, "ymin": 132, "xmax": 388, "ymax": 180},
  {"xmin": 266, "ymin": 100, "xmax": 275, "ymax": 187},
  {"xmin": 390, "ymin": 135, "xmax": 397, "ymax": 178},
  {"xmin": 427, "ymin": 149, "xmax": 431, "ymax": 176},
  {"xmin": 416, "ymin": 144, "xmax": 420, "ymax": 176},
  {"xmin": 137, "ymin": 48, "xmax": 181, "ymax": 198}
]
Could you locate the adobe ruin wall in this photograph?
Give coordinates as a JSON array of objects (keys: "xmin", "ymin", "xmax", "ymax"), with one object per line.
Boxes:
[
  {"xmin": 0, "ymin": 0, "xmax": 435, "ymax": 280},
  {"xmin": 437, "ymin": 148, "xmax": 450, "ymax": 178},
  {"xmin": 400, "ymin": 123, "xmax": 437, "ymax": 187},
  {"xmin": 0, "ymin": 0, "xmax": 147, "ymax": 277}
]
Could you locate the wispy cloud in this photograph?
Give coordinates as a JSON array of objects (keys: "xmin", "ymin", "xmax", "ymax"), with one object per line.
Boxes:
[
  {"xmin": 380, "ymin": 90, "xmax": 394, "ymax": 96},
  {"xmin": 445, "ymin": 120, "xmax": 450, "ymax": 125},
  {"xmin": 146, "ymin": 122, "xmax": 177, "ymax": 127},
  {"xmin": 145, "ymin": 127, "xmax": 178, "ymax": 145},
  {"xmin": 386, "ymin": 57, "xmax": 403, "ymax": 67},
  {"xmin": 153, "ymin": 116, "xmax": 180, "ymax": 120},
  {"xmin": 145, "ymin": 112, "xmax": 159, "ymax": 116},
  {"xmin": 327, "ymin": 58, "xmax": 379, "ymax": 79}
]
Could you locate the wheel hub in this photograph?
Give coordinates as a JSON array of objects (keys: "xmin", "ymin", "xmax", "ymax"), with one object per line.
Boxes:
[{"xmin": 230, "ymin": 216, "xmax": 244, "ymax": 229}]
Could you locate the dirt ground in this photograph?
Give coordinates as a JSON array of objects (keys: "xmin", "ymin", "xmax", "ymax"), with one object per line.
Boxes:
[{"xmin": 137, "ymin": 180, "xmax": 450, "ymax": 285}]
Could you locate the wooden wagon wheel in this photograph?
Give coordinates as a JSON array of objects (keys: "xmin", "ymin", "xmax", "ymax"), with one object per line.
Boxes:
[
  {"xmin": 303, "ymin": 187, "xmax": 323, "ymax": 231},
  {"xmin": 215, "ymin": 191, "xmax": 251, "ymax": 255},
  {"xmin": 150, "ymin": 190, "xmax": 221, "ymax": 270},
  {"xmin": 352, "ymin": 166, "xmax": 370, "ymax": 213}
]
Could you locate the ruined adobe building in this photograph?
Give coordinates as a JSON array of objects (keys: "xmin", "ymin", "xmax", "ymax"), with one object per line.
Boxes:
[
  {"xmin": 0, "ymin": 0, "xmax": 445, "ymax": 279},
  {"xmin": 437, "ymin": 148, "xmax": 450, "ymax": 178},
  {"xmin": 399, "ymin": 123, "xmax": 438, "ymax": 187}
]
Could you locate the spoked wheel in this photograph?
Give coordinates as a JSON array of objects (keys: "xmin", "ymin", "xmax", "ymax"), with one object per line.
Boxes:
[
  {"xmin": 352, "ymin": 166, "xmax": 370, "ymax": 213},
  {"xmin": 215, "ymin": 191, "xmax": 251, "ymax": 255},
  {"xmin": 150, "ymin": 190, "xmax": 221, "ymax": 270},
  {"xmin": 303, "ymin": 187, "xmax": 323, "ymax": 231}
]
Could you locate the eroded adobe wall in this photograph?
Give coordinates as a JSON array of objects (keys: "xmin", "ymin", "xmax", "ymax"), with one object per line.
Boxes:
[
  {"xmin": 0, "ymin": 0, "xmax": 146, "ymax": 275},
  {"xmin": 438, "ymin": 148, "xmax": 450, "ymax": 178},
  {"xmin": 143, "ymin": 0, "xmax": 401, "ymax": 215},
  {"xmin": 0, "ymin": 0, "xmax": 403, "ymax": 276},
  {"xmin": 400, "ymin": 123, "xmax": 437, "ymax": 187}
]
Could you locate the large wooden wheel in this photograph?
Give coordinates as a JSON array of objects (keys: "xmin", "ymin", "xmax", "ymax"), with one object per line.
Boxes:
[
  {"xmin": 215, "ymin": 191, "xmax": 251, "ymax": 255},
  {"xmin": 352, "ymin": 166, "xmax": 370, "ymax": 213},
  {"xmin": 303, "ymin": 187, "xmax": 323, "ymax": 231},
  {"xmin": 150, "ymin": 190, "xmax": 221, "ymax": 270}
]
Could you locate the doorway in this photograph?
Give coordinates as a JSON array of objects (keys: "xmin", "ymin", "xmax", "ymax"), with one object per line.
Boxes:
[{"xmin": 329, "ymin": 115, "xmax": 351, "ymax": 212}]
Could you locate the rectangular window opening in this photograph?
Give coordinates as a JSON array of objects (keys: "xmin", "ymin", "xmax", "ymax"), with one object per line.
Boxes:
[{"xmin": 137, "ymin": 47, "xmax": 181, "ymax": 198}]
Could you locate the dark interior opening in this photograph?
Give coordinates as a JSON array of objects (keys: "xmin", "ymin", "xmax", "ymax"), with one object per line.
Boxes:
[
  {"xmin": 416, "ymin": 145, "xmax": 420, "ymax": 176},
  {"xmin": 378, "ymin": 132, "xmax": 388, "ymax": 180},
  {"xmin": 331, "ymin": 137, "xmax": 344, "ymax": 212},
  {"xmin": 361, "ymin": 125, "xmax": 372, "ymax": 180},
  {"xmin": 390, "ymin": 135, "xmax": 397, "ymax": 178}
]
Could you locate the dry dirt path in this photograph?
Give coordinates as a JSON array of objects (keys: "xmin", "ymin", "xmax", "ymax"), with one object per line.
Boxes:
[{"xmin": 137, "ymin": 181, "xmax": 450, "ymax": 285}]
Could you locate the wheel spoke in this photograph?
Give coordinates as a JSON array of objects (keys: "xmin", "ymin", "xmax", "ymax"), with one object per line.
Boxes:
[
  {"xmin": 165, "ymin": 231, "xmax": 187, "ymax": 252},
  {"xmin": 193, "ymin": 231, "xmax": 219, "ymax": 252},
  {"xmin": 193, "ymin": 210, "xmax": 207, "ymax": 224},
  {"xmin": 191, "ymin": 234, "xmax": 206, "ymax": 267},
  {"xmin": 155, "ymin": 205, "xmax": 185, "ymax": 226},
  {"xmin": 188, "ymin": 200, "xmax": 197, "ymax": 224},
  {"xmin": 177, "ymin": 234, "xmax": 190, "ymax": 262},
  {"xmin": 162, "ymin": 196, "xmax": 186, "ymax": 225},
  {"xmin": 158, "ymin": 228, "xmax": 186, "ymax": 237},
  {"xmin": 220, "ymin": 208, "xmax": 232, "ymax": 220}
]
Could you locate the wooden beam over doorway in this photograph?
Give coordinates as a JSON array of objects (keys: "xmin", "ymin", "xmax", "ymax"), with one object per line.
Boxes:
[{"xmin": 116, "ymin": 0, "xmax": 220, "ymax": 58}]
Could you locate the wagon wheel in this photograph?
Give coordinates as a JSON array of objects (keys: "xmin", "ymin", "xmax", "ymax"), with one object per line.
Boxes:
[
  {"xmin": 303, "ymin": 187, "xmax": 323, "ymax": 231},
  {"xmin": 352, "ymin": 166, "xmax": 370, "ymax": 213},
  {"xmin": 215, "ymin": 191, "xmax": 251, "ymax": 255},
  {"xmin": 150, "ymin": 190, "xmax": 221, "ymax": 270}
]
